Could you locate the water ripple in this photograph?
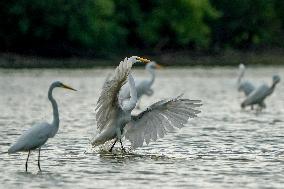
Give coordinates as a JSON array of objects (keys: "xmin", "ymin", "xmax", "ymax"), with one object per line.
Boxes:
[{"xmin": 1, "ymin": 67, "xmax": 284, "ymax": 189}]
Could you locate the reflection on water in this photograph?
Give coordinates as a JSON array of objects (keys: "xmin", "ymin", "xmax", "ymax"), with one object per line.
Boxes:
[{"xmin": 0, "ymin": 67, "xmax": 283, "ymax": 189}]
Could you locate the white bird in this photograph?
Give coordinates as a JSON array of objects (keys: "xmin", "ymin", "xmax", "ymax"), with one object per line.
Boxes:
[
  {"xmin": 241, "ymin": 75, "xmax": 280, "ymax": 110},
  {"xmin": 8, "ymin": 81, "xmax": 76, "ymax": 172},
  {"xmin": 92, "ymin": 56, "xmax": 202, "ymax": 152},
  {"xmin": 119, "ymin": 61, "xmax": 162, "ymax": 109},
  {"xmin": 237, "ymin": 64, "xmax": 255, "ymax": 96}
]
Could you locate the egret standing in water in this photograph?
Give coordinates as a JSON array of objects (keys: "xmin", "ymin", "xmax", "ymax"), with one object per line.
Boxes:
[
  {"xmin": 241, "ymin": 75, "xmax": 280, "ymax": 110},
  {"xmin": 8, "ymin": 81, "xmax": 76, "ymax": 172},
  {"xmin": 92, "ymin": 56, "xmax": 202, "ymax": 151},
  {"xmin": 119, "ymin": 61, "xmax": 162, "ymax": 109},
  {"xmin": 237, "ymin": 64, "xmax": 255, "ymax": 96}
]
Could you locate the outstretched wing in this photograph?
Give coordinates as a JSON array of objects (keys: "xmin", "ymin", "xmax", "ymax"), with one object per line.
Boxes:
[
  {"xmin": 95, "ymin": 58, "xmax": 133, "ymax": 132},
  {"xmin": 102, "ymin": 72, "xmax": 112, "ymax": 87},
  {"xmin": 125, "ymin": 96, "xmax": 202, "ymax": 148}
]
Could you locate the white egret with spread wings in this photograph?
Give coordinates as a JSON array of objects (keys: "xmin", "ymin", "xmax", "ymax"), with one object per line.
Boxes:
[
  {"xmin": 92, "ymin": 56, "xmax": 202, "ymax": 151},
  {"xmin": 241, "ymin": 75, "xmax": 280, "ymax": 110},
  {"xmin": 119, "ymin": 61, "xmax": 162, "ymax": 109},
  {"xmin": 8, "ymin": 81, "xmax": 76, "ymax": 172}
]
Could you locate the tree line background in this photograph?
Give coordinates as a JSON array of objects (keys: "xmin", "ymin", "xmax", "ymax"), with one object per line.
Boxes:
[{"xmin": 0, "ymin": 0, "xmax": 283, "ymax": 58}]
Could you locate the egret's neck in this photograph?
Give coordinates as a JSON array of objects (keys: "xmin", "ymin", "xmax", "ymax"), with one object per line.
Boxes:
[
  {"xmin": 238, "ymin": 68, "xmax": 245, "ymax": 84},
  {"xmin": 48, "ymin": 85, "xmax": 59, "ymax": 129},
  {"xmin": 270, "ymin": 81, "xmax": 278, "ymax": 92},
  {"xmin": 265, "ymin": 81, "xmax": 278, "ymax": 97},
  {"xmin": 121, "ymin": 74, "xmax": 137, "ymax": 112},
  {"xmin": 146, "ymin": 66, "xmax": 155, "ymax": 86}
]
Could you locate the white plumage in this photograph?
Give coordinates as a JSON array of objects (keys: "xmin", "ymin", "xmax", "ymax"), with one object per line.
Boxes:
[
  {"xmin": 92, "ymin": 56, "xmax": 202, "ymax": 151},
  {"xmin": 125, "ymin": 97, "xmax": 201, "ymax": 148},
  {"xmin": 8, "ymin": 81, "xmax": 76, "ymax": 172},
  {"xmin": 119, "ymin": 61, "xmax": 162, "ymax": 109},
  {"xmin": 237, "ymin": 64, "xmax": 255, "ymax": 96},
  {"xmin": 8, "ymin": 122, "xmax": 51, "ymax": 153},
  {"xmin": 241, "ymin": 75, "xmax": 280, "ymax": 110}
]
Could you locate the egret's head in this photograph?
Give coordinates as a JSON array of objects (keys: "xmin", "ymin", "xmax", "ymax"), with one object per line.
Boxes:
[
  {"xmin": 128, "ymin": 56, "xmax": 150, "ymax": 64},
  {"xmin": 53, "ymin": 81, "xmax": 77, "ymax": 91},
  {"xmin": 272, "ymin": 75, "xmax": 280, "ymax": 84},
  {"xmin": 239, "ymin": 63, "xmax": 245, "ymax": 70},
  {"xmin": 146, "ymin": 61, "xmax": 163, "ymax": 69}
]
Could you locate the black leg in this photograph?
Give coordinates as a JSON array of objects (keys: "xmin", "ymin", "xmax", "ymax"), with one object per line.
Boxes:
[
  {"xmin": 38, "ymin": 148, "xmax": 42, "ymax": 172},
  {"xmin": 109, "ymin": 139, "xmax": 117, "ymax": 152},
  {"xmin": 25, "ymin": 150, "xmax": 31, "ymax": 172},
  {"xmin": 120, "ymin": 140, "xmax": 126, "ymax": 153}
]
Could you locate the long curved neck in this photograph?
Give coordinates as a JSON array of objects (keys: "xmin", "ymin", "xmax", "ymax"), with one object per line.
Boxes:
[
  {"xmin": 269, "ymin": 81, "xmax": 278, "ymax": 93},
  {"xmin": 48, "ymin": 85, "xmax": 59, "ymax": 130},
  {"xmin": 146, "ymin": 66, "xmax": 155, "ymax": 86},
  {"xmin": 121, "ymin": 74, "xmax": 137, "ymax": 112},
  {"xmin": 237, "ymin": 67, "xmax": 245, "ymax": 84}
]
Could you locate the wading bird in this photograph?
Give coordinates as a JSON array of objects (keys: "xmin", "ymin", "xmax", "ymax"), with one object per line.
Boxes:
[
  {"xmin": 92, "ymin": 56, "xmax": 202, "ymax": 151},
  {"xmin": 119, "ymin": 61, "xmax": 162, "ymax": 109},
  {"xmin": 237, "ymin": 64, "xmax": 255, "ymax": 96},
  {"xmin": 8, "ymin": 81, "xmax": 76, "ymax": 172},
  {"xmin": 241, "ymin": 75, "xmax": 280, "ymax": 110}
]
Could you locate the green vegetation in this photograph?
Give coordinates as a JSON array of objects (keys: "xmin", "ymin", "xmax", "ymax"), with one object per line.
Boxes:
[
  {"xmin": 210, "ymin": 0, "xmax": 282, "ymax": 49},
  {"xmin": 0, "ymin": 0, "xmax": 283, "ymax": 58}
]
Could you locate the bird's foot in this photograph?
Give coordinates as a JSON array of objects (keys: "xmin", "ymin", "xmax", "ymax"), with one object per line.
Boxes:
[
  {"xmin": 109, "ymin": 140, "xmax": 117, "ymax": 153},
  {"xmin": 119, "ymin": 139, "xmax": 126, "ymax": 153}
]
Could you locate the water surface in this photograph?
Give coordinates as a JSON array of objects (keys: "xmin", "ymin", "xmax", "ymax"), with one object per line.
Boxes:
[{"xmin": 0, "ymin": 67, "xmax": 283, "ymax": 188}]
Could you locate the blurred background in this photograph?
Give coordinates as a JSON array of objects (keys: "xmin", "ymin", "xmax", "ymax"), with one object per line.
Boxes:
[
  {"xmin": 0, "ymin": 0, "xmax": 284, "ymax": 67},
  {"xmin": 1, "ymin": 1, "xmax": 284, "ymax": 188}
]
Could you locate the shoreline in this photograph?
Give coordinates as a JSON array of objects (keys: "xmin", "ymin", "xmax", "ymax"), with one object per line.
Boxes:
[{"xmin": 1, "ymin": 49, "xmax": 284, "ymax": 69}]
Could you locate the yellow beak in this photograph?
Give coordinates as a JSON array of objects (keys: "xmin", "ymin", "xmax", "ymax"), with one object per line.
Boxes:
[
  {"xmin": 62, "ymin": 84, "xmax": 77, "ymax": 91},
  {"xmin": 137, "ymin": 57, "xmax": 151, "ymax": 63}
]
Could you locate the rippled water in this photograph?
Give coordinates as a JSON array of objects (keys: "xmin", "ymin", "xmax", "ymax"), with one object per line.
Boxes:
[{"xmin": 0, "ymin": 67, "xmax": 283, "ymax": 189}]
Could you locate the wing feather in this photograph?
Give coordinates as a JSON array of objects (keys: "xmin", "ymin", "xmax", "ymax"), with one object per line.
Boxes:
[
  {"xmin": 153, "ymin": 115, "xmax": 166, "ymax": 138},
  {"xmin": 162, "ymin": 112, "xmax": 185, "ymax": 128},
  {"xmin": 125, "ymin": 96, "xmax": 202, "ymax": 148},
  {"xmin": 95, "ymin": 58, "xmax": 133, "ymax": 132},
  {"xmin": 158, "ymin": 113, "xmax": 175, "ymax": 131}
]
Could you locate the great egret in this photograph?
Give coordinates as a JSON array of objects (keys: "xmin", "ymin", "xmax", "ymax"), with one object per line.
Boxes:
[
  {"xmin": 119, "ymin": 61, "xmax": 162, "ymax": 109},
  {"xmin": 237, "ymin": 64, "xmax": 255, "ymax": 96},
  {"xmin": 241, "ymin": 75, "xmax": 280, "ymax": 110},
  {"xmin": 8, "ymin": 81, "xmax": 76, "ymax": 172},
  {"xmin": 92, "ymin": 56, "xmax": 202, "ymax": 151}
]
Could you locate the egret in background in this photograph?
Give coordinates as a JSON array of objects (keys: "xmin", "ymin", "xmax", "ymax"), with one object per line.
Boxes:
[
  {"xmin": 119, "ymin": 61, "xmax": 162, "ymax": 109},
  {"xmin": 237, "ymin": 64, "xmax": 255, "ymax": 96},
  {"xmin": 8, "ymin": 81, "xmax": 76, "ymax": 172},
  {"xmin": 241, "ymin": 75, "xmax": 280, "ymax": 110},
  {"xmin": 92, "ymin": 56, "xmax": 202, "ymax": 151}
]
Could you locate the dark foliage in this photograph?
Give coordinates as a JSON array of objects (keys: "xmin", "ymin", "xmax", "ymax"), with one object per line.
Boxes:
[{"xmin": 0, "ymin": 0, "xmax": 283, "ymax": 57}]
